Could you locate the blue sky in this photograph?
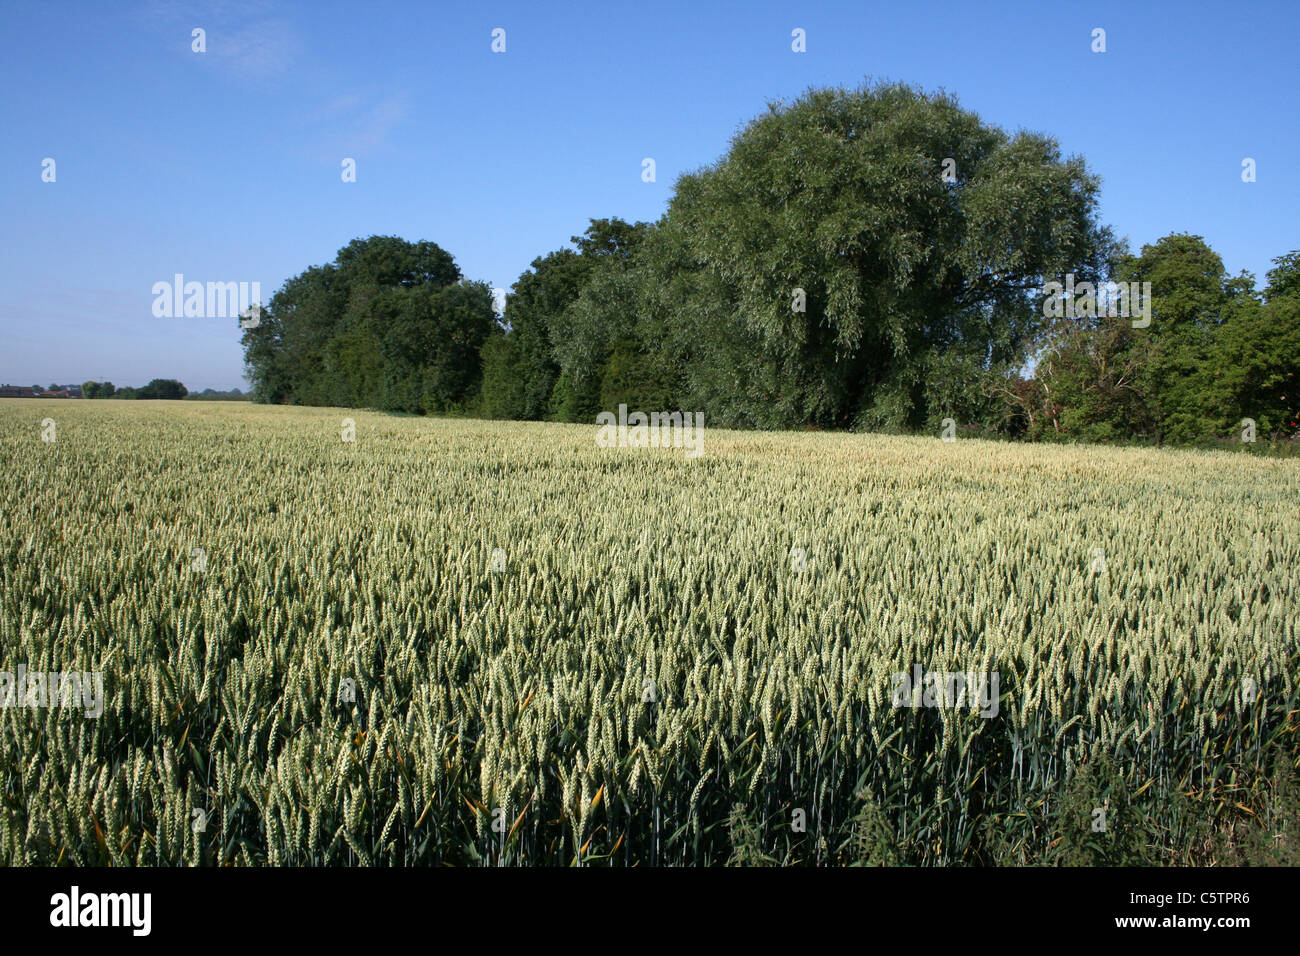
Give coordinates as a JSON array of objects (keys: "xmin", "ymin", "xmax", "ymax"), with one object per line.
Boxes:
[{"xmin": 2, "ymin": 0, "xmax": 1296, "ymax": 391}]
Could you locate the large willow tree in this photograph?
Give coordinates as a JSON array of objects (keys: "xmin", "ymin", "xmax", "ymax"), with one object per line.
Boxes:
[{"xmin": 619, "ymin": 81, "xmax": 1118, "ymax": 430}]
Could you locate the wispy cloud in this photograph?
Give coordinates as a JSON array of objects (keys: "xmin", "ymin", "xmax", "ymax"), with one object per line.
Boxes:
[
  {"xmin": 138, "ymin": 0, "xmax": 302, "ymax": 81},
  {"xmin": 300, "ymin": 90, "xmax": 411, "ymax": 161},
  {"xmin": 209, "ymin": 17, "xmax": 300, "ymax": 79},
  {"xmin": 350, "ymin": 92, "xmax": 409, "ymax": 154}
]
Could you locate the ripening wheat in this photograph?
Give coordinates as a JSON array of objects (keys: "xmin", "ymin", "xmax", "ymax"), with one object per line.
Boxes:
[{"xmin": 1, "ymin": 399, "xmax": 1296, "ymax": 865}]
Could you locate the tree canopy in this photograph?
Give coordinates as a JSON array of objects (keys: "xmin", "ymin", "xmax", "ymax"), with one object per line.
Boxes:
[
  {"xmin": 241, "ymin": 81, "xmax": 1298, "ymax": 449},
  {"xmin": 242, "ymin": 236, "xmax": 493, "ymax": 413}
]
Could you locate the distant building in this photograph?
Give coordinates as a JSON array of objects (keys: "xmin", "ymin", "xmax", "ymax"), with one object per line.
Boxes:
[{"xmin": 0, "ymin": 384, "xmax": 84, "ymax": 398}]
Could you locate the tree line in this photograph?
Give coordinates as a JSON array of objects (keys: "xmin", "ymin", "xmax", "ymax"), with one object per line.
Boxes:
[
  {"xmin": 82, "ymin": 379, "xmax": 188, "ymax": 400},
  {"xmin": 241, "ymin": 81, "xmax": 1298, "ymax": 447}
]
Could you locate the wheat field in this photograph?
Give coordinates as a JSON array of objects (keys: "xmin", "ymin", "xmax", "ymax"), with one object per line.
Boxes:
[{"xmin": 1, "ymin": 399, "xmax": 1296, "ymax": 865}]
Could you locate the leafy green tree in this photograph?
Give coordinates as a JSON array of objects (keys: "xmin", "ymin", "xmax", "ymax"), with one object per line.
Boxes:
[
  {"xmin": 241, "ymin": 265, "xmax": 333, "ymax": 404},
  {"xmin": 242, "ymin": 236, "xmax": 488, "ymax": 413},
  {"xmin": 549, "ymin": 238, "xmax": 651, "ymax": 420},
  {"xmin": 1264, "ymin": 251, "xmax": 1300, "ymax": 303},
  {"xmin": 81, "ymin": 381, "xmax": 116, "ymax": 399},
  {"xmin": 1020, "ymin": 312, "xmax": 1155, "ymax": 442},
  {"xmin": 417, "ymin": 281, "xmax": 495, "ymax": 414},
  {"xmin": 498, "ymin": 248, "xmax": 589, "ymax": 419},
  {"xmin": 598, "ymin": 334, "xmax": 680, "ymax": 414},
  {"xmin": 138, "ymin": 379, "xmax": 188, "ymax": 399},
  {"xmin": 1109, "ymin": 234, "xmax": 1240, "ymax": 443},
  {"xmin": 623, "ymin": 81, "xmax": 1115, "ymax": 429},
  {"xmin": 477, "ymin": 218, "xmax": 652, "ymax": 422},
  {"xmin": 1017, "ymin": 235, "xmax": 1298, "ymax": 446},
  {"xmin": 546, "ymin": 219, "xmax": 652, "ymax": 421},
  {"xmin": 1209, "ymin": 250, "xmax": 1300, "ymax": 440},
  {"xmin": 478, "ymin": 333, "xmax": 527, "ymax": 419},
  {"xmin": 334, "ymin": 235, "xmax": 460, "ymax": 290}
]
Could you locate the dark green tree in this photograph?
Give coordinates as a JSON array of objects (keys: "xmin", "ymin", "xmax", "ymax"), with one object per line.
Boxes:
[
  {"xmin": 478, "ymin": 333, "xmax": 528, "ymax": 419},
  {"xmin": 617, "ymin": 81, "xmax": 1115, "ymax": 429},
  {"xmin": 1110, "ymin": 234, "xmax": 1240, "ymax": 443},
  {"xmin": 81, "ymin": 381, "xmax": 116, "ymax": 399},
  {"xmin": 1210, "ymin": 250, "xmax": 1300, "ymax": 440},
  {"xmin": 493, "ymin": 248, "xmax": 590, "ymax": 419},
  {"xmin": 1020, "ymin": 311, "xmax": 1155, "ymax": 443},
  {"xmin": 1017, "ymin": 235, "xmax": 1298, "ymax": 446},
  {"xmin": 477, "ymin": 218, "xmax": 653, "ymax": 423},
  {"xmin": 138, "ymin": 379, "xmax": 188, "ymax": 400},
  {"xmin": 1264, "ymin": 251, "xmax": 1300, "ymax": 303},
  {"xmin": 242, "ymin": 236, "xmax": 488, "ymax": 413}
]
